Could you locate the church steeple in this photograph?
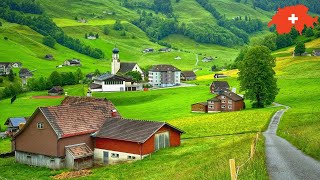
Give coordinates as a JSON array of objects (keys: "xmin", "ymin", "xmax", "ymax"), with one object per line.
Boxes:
[{"xmin": 111, "ymin": 47, "xmax": 120, "ymax": 74}]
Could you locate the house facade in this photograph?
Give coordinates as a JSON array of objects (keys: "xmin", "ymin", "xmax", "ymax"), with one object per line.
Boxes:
[
  {"xmin": 111, "ymin": 48, "xmax": 144, "ymax": 80},
  {"xmin": 4, "ymin": 117, "xmax": 27, "ymax": 136},
  {"xmin": 148, "ymin": 65, "xmax": 181, "ymax": 87},
  {"xmin": 48, "ymin": 86, "xmax": 64, "ymax": 95},
  {"xmin": 93, "ymin": 118, "xmax": 183, "ymax": 164},
  {"xmin": 191, "ymin": 102, "xmax": 208, "ymax": 113},
  {"xmin": 181, "ymin": 71, "xmax": 196, "ymax": 81},
  {"xmin": 207, "ymin": 91, "xmax": 245, "ymax": 112},
  {"xmin": 64, "ymin": 59, "xmax": 81, "ymax": 66},
  {"xmin": 13, "ymin": 97, "xmax": 121, "ymax": 169},
  {"xmin": 0, "ymin": 62, "xmax": 12, "ymax": 76},
  {"xmin": 89, "ymin": 74, "xmax": 142, "ymax": 92}
]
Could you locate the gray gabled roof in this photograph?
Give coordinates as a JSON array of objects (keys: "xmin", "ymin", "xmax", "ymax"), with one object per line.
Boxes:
[
  {"xmin": 118, "ymin": 62, "xmax": 137, "ymax": 74},
  {"xmin": 94, "ymin": 118, "xmax": 184, "ymax": 143},
  {"xmin": 150, "ymin": 64, "xmax": 181, "ymax": 72},
  {"xmin": 94, "ymin": 73, "xmax": 131, "ymax": 81},
  {"xmin": 211, "ymin": 81, "xmax": 230, "ymax": 91}
]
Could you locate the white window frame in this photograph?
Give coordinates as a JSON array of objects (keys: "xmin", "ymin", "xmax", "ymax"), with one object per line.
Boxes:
[
  {"xmin": 228, "ymin": 105, "xmax": 232, "ymax": 109},
  {"xmin": 221, "ymin": 105, "xmax": 226, "ymax": 108},
  {"xmin": 228, "ymin": 100, "xmax": 232, "ymax": 104},
  {"xmin": 111, "ymin": 153, "xmax": 119, "ymax": 158},
  {"xmin": 221, "ymin": 96, "xmax": 226, "ymax": 99},
  {"xmin": 37, "ymin": 122, "xmax": 44, "ymax": 129},
  {"xmin": 222, "ymin": 100, "xmax": 226, "ymax": 103}
]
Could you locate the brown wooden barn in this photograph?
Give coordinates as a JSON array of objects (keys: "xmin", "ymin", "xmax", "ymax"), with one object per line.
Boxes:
[
  {"xmin": 207, "ymin": 91, "xmax": 244, "ymax": 112},
  {"xmin": 191, "ymin": 102, "xmax": 208, "ymax": 113},
  {"xmin": 93, "ymin": 118, "xmax": 184, "ymax": 164},
  {"xmin": 210, "ymin": 81, "xmax": 230, "ymax": 94}
]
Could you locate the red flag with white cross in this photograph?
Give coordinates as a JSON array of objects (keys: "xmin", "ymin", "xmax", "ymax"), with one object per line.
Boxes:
[{"xmin": 268, "ymin": 4, "xmax": 318, "ymax": 35}]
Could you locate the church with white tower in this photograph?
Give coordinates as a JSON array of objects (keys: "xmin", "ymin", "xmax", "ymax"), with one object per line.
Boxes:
[{"xmin": 111, "ymin": 48, "xmax": 144, "ymax": 80}]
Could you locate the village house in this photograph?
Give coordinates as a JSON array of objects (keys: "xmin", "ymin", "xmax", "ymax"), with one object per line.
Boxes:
[
  {"xmin": 48, "ymin": 86, "xmax": 64, "ymax": 96},
  {"xmin": 13, "ymin": 96, "xmax": 184, "ymax": 169},
  {"xmin": 210, "ymin": 81, "xmax": 230, "ymax": 94},
  {"xmin": 4, "ymin": 117, "xmax": 27, "ymax": 136},
  {"xmin": 44, "ymin": 54, "xmax": 54, "ymax": 60},
  {"xmin": 13, "ymin": 97, "xmax": 121, "ymax": 170},
  {"xmin": 192, "ymin": 91, "xmax": 245, "ymax": 113},
  {"xmin": 142, "ymin": 48, "xmax": 154, "ymax": 53},
  {"xmin": 202, "ymin": 56, "xmax": 214, "ymax": 62},
  {"xmin": 159, "ymin": 48, "xmax": 171, "ymax": 52},
  {"xmin": 0, "ymin": 62, "xmax": 12, "ymax": 76},
  {"xmin": 90, "ymin": 74, "xmax": 142, "ymax": 92},
  {"xmin": 111, "ymin": 48, "xmax": 144, "ymax": 80},
  {"xmin": 11, "ymin": 62, "xmax": 22, "ymax": 68},
  {"xmin": 148, "ymin": 64, "xmax": 181, "ymax": 87},
  {"xmin": 93, "ymin": 118, "xmax": 184, "ymax": 164},
  {"xmin": 180, "ymin": 71, "xmax": 196, "ymax": 81},
  {"xmin": 64, "ymin": 59, "xmax": 81, "ymax": 66},
  {"xmin": 87, "ymin": 35, "xmax": 97, "ymax": 40},
  {"xmin": 312, "ymin": 50, "xmax": 320, "ymax": 56},
  {"xmin": 19, "ymin": 68, "xmax": 33, "ymax": 85}
]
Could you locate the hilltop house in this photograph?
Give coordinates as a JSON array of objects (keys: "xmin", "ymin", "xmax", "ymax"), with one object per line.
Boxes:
[
  {"xmin": 210, "ymin": 81, "xmax": 230, "ymax": 94},
  {"xmin": 142, "ymin": 48, "xmax": 154, "ymax": 53},
  {"xmin": 180, "ymin": 71, "xmax": 196, "ymax": 81},
  {"xmin": 89, "ymin": 74, "xmax": 142, "ymax": 92},
  {"xmin": 0, "ymin": 62, "xmax": 12, "ymax": 76},
  {"xmin": 11, "ymin": 62, "xmax": 22, "ymax": 68},
  {"xmin": 44, "ymin": 54, "xmax": 54, "ymax": 60},
  {"xmin": 64, "ymin": 59, "xmax": 81, "ymax": 66},
  {"xmin": 192, "ymin": 91, "xmax": 245, "ymax": 113},
  {"xmin": 202, "ymin": 56, "xmax": 213, "ymax": 62},
  {"xmin": 159, "ymin": 48, "xmax": 171, "ymax": 52},
  {"xmin": 148, "ymin": 65, "xmax": 181, "ymax": 87},
  {"xmin": 111, "ymin": 48, "xmax": 144, "ymax": 80},
  {"xmin": 13, "ymin": 96, "xmax": 183, "ymax": 169},
  {"xmin": 19, "ymin": 68, "xmax": 33, "ymax": 85},
  {"xmin": 4, "ymin": 117, "xmax": 27, "ymax": 136},
  {"xmin": 312, "ymin": 50, "xmax": 320, "ymax": 56},
  {"xmin": 48, "ymin": 86, "xmax": 64, "ymax": 96}
]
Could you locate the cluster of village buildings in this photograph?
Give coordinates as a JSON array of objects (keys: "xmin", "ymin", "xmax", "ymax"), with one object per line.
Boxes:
[{"xmin": 0, "ymin": 62, "xmax": 34, "ymax": 85}]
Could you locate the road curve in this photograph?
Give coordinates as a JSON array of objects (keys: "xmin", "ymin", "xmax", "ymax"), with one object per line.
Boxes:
[{"xmin": 263, "ymin": 107, "xmax": 320, "ymax": 180}]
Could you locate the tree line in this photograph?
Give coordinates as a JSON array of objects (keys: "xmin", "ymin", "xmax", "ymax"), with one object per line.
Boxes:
[
  {"xmin": 1, "ymin": 0, "xmax": 43, "ymax": 14},
  {"xmin": 253, "ymin": 0, "xmax": 320, "ymax": 14},
  {"xmin": 0, "ymin": 3, "xmax": 104, "ymax": 59}
]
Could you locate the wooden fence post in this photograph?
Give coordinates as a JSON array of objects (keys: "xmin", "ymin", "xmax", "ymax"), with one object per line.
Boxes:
[
  {"xmin": 250, "ymin": 143, "xmax": 255, "ymax": 159},
  {"xmin": 229, "ymin": 159, "xmax": 236, "ymax": 180}
]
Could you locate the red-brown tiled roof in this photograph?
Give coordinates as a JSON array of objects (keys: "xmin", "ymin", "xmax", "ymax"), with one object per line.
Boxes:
[{"xmin": 65, "ymin": 143, "xmax": 93, "ymax": 159}]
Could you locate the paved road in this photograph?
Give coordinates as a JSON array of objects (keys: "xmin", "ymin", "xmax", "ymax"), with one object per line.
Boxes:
[{"xmin": 263, "ymin": 107, "xmax": 320, "ymax": 180}]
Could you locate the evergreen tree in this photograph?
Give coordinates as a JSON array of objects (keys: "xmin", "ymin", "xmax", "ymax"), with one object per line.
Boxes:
[
  {"xmin": 43, "ymin": 36, "xmax": 55, "ymax": 48},
  {"xmin": 94, "ymin": 69, "xmax": 101, "ymax": 76},
  {"xmin": 238, "ymin": 46, "xmax": 279, "ymax": 108},
  {"xmin": 305, "ymin": 28, "xmax": 314, "ymax": 37},
  {"xmin": 294, "ymin": 41, "xmax": 306, "ymax": 56},
  {"xmin": 125, "ymin": 71, "xmax": 142, "ymax": 82},
  {"xmin": 96, "ymin": 33, "xmax": 99, "ymax": 39},
  {"xmin": 48, "ymin": 71, "xmax": 62, "ymax": 86},
  {"xmin": 8, "ymin": 69, "xmax": 14, "ymax": 82}
]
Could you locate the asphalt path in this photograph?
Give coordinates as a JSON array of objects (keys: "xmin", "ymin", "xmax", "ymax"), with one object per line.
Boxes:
[{"xmin": 264, "ymin": 107, "xmax": 320, "ymax": 180}]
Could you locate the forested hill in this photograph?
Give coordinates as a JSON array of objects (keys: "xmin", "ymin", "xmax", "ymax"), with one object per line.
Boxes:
[{"xmin": 1, "ymin": 0, "xmax": 319, "ymax": 50}]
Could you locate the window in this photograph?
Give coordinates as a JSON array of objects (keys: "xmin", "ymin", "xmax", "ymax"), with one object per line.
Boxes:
[
  {"xmin": 228, "ymin": 105, "xmax": 232, "ymax": 109},
  {"xmin": 209, "ymin": 105, "xmax": 214, "ymax": 109},
  {"xmin": 221, "ymin": 96, "xmax": 226, "ymax": 99},
  {"xmin": 128, "ymin": 156, "xmax": 136, "ymax": 160},
  {"xmin": 228, "ymin": 100, "xmax": 232, "ymax": 104},
  {"xmin": 221, "ymin": 105, "xmax": 226, "ymax": 108},
  {"xmin": 37, "ymin": 122, "xmax": 44, "ymax": 129},
  {"xmin": 222, "ymin": 100, "xmax": 226, "ymax": 103},
  {"xmin": 111, "ymin": 153, "xmax": 119, "ymax": 158},
  {"xmin": 155, "ymin": 132, "xmax": 170, "ymax": 151}
]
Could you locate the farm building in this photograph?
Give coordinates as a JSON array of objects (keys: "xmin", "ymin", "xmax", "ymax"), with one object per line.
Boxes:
[
  {"xmin": 111, "ymin": 48, "xmax": 144, "ymax": 80},
  {"xmin": 19, "ymin": 68, "xmax": 33, "ymax": 85},
  {"xmin": 210, "ymin": 81, "xmax": 230, "ymax": 94},
  {"xmin": 13, "ymin": 97, "xmax": 121, "ymax": 169},
  {"xmin": 191, "ymin": 102, "xmax": 208, "ymax": 113},
  {"xmin": 214, "ymin": 73, "xmax": 228, "ymax": 79},
  {"xmin": 93, "ymin": 118, "xmax": 184, "ymax": 164},
  {"xmin": 64, "ymin": 59, "xmax": 81, "ymax": 66},
  {"xmin": 207, "ymin": 91, "xmax": 245, "ymax": 112},
  {"xmin": 148, "ymin": 64, "xmax": 181, "ymax": 87},
  {"xmin": 4, "ymin": 117, "xmax": 27, "ymax": 136},
  {"xmin": 159, "ymin": 48, "xmax": 171, "ymax": 52},
  {"xmin": 89, "ymin": 74, "xmax": 142, "ymax": 92},
  {"xmin": 12, "ymin": 96, "xmax": 183, "ymax": 169},
  {"xmin": 11, "ymin": 62, "xmax": 22, "ymax": 68},
  {"xmin": 0, "ymin": 62, "xmax": 12, "ymax": 76},
  {"xmin": 48, "ymin": 86, "xmax": 64, "ymax": 96},
  {"xmin": 181, "ymin": 71, "xmax": 196, "ymax": 81},
  {"xmin": 142, "ymin": 48, "xmax": 154, "ymax": 53},
  {"xmin": 312, "ymin": 50, "xmax": 320, "ymax": 56},
  {"xmin": 44, "ymin": 54, "xmax": 54, "ymax": 60},
  {"xmin": 202, "ymin": 56, "xmax": 213, "ymax": 62}
]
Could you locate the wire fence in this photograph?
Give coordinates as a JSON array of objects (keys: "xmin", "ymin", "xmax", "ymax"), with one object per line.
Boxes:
[{"xmin": 230, "ymin": 133, "xmax": 260, "ymax": 180}]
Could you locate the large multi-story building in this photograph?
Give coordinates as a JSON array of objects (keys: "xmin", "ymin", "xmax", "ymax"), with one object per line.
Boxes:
[{"xmin": 148, "ymin": 65, "xmax": 181, "ymax": 87}]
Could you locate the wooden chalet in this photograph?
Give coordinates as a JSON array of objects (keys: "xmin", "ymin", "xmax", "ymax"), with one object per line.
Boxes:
[
  {"xmin": 48, "ymin": 86, "xmax": 64, "ymax": 96},
  {"xmin": 210, "ymin": 81, "xmax": 230, "ymax": 94},
  {"xmin": 191, "ymin": 102, "xmax": 208, "ymax": 113},
  {"xmin": 207, "ymin": 91, "xmax": 244, "ymax": 112},
  {"xmin": 181, "ymin": 71, "xmax": 196, "ymax": 81}
]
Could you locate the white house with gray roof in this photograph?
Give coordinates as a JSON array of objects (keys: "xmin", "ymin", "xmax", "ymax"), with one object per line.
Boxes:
[
  {"xmin": 90, "ymin": 74, "xmax": 142, "ymax": 92},
  {"xmin": 148, "ymin": 64, "xmax": 181, "ymax": 87}
]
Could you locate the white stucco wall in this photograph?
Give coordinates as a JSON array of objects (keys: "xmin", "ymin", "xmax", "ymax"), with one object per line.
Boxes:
[
  {"xmin": 94, "ymin": 148, "xmax": 148, "ymax": 164},
  {"xmin": 102, "ymin": 82, "xmax": 125, "ymax": 92}
]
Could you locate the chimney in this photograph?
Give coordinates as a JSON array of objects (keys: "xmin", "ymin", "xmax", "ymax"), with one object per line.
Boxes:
[{"xmin": 111, "ymin": 109, "xmax": 117, "ymax": 117}]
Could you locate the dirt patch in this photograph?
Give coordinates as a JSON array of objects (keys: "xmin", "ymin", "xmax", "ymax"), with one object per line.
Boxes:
[
  {"xmin": 32, "ymin": 96, "xmax": 63, "ymax": 99},
  {"xmin": 52, "ymin": 169, "xmax": 92, "ymax": 179}
]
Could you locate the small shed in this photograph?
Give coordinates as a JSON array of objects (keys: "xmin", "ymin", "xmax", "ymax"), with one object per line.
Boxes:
[
  {"xmin": 181, "ymin": 71, "xmax": 196, "ymax": 81},
  {"xmin": 48, "ymin": 86, "xmax": 64, "ymax": 96},
  {"xmin": 44, "ymin": 54, "xmax": 54, "ymax": 60},
  {"xmin": 4, "ymin": 117, "xmax": 27, "ymax": 136},
  {"xmin": 191, "ymin": 102, "xmax": 208, "ymax": 113},
  {"xmin": 312, "ymin": 50, "xmax": 320, "ymax": 56},
  {"xmin": 65, "ymin": 143, "xmax": 94, "ymax": 170},
  {"xmin": 210, "ymin": 81, "xmax": 230, "ymax": 94}
]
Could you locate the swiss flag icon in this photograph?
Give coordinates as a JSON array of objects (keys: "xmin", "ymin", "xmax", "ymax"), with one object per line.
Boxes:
[{"xmin": 268, "ymin": 4, "xmax": 318, "ymax": 35}]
